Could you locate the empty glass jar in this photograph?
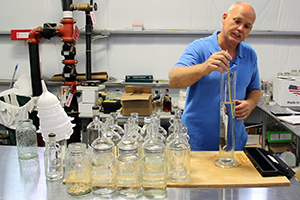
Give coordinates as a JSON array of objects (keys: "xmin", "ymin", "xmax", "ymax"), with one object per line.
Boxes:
[{"xmin": 16, "ymin": 119, "xmax": 38, "ymax": 159}]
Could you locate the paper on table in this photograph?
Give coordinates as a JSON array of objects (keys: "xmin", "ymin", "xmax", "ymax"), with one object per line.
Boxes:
[{"xmin": 277, "ymin": 115, "xmax": 300, "ymax": 125}]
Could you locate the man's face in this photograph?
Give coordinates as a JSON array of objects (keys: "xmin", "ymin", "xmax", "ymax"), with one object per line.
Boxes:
[{"xmin": 222, "ymin": 5, "xmax": 255, "ymax": 46}]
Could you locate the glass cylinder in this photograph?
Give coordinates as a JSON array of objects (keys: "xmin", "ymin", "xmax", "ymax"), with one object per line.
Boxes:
[
  {"xmin": 215, "ymin": 69, "xmax": 238, "ymax": 168},
  {"xmin": 91, "ymin": 136, "xmax": 116, "ymax": 195},
  {"xmin": 16, "ymin": 119, "xmax": 38, "ymax": 159},
  {"xmin": 44, "ymin": 133, "xmax": 64, "ymax": 181},
  {"xmin": 65, "ymin": 143, "xmax": 92, "ymax": 196},
  {"xmin": 116, "ymin": 131, "xmax": 141, "ymax": 198}
]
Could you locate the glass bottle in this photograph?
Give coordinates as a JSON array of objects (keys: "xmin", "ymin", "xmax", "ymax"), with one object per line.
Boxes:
[
  {"xmin": 110, "ymin": 111, "xmax": 124, "ymax": 138},
  {"xmin": 87, "ymin": 105, "xmax": 103, "ymax": 146},
  {"xmin": 163, "ymin": 89, "xmax": 172, "ymax": 112},
  {"xmin": 166, "ymin": 122, "xmax": 191, "ymax": 182},
  {"xmin": 91, "ymin": 134, "xmax": 116, "ymax": 195},
  {"xmin": 152, "ymin": 90, "xmax": 163, "ymax": 112},
  {"xmin": 44, "ymin": 133, "xmax": 64, "ymax": 181},
  {"xmin": 65, "ymin": 143, "xmax": 92, "ymax": 196},
  {"xmin": 151, "ymin": 112, "xmax": 168, "ymax": 138},
  {"xmin": 116, "ymin": 123, "xmax": 141, "ymax": 198},
  {"xmin": 142, "ymin": 117, "xmax": 167, "ymax": 198},
  {"xmin": 166, "ymin": 110, "xmax": 189, "ymax": 146},
  {"xmin": 102, "ymin": 116, "xmax": 121, "ymax": 158},
  {"xmin": 142, "ymin": 116, "xmax": 165, "ymax": 145},
  {"xmin": 16, "ymin": 119, "xmax": 38, "ymax": 159},
  {"xmin": 128, "ymin": 113, "xmax": 144, "ymax": 156}
]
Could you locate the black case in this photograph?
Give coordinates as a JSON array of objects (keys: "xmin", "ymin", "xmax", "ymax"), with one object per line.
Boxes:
[{"xmin": 243, "ymin": 147, "xmax": 295, "ymax": 179}]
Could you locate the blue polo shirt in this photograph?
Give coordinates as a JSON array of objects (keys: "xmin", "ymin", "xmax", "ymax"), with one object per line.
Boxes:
[{"xmin": 174, "ymin": 30, "xmax": 261, "ymax": 151}]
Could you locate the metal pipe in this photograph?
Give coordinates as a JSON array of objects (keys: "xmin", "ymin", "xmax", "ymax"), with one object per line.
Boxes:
[
  {"xmin": 85, "ymin": 10, "xmax": 92, "ymax": 81},
  {"xmin": 28, "ymin": 43, "xmax": 42, "ymax": 97},
  {"xmin": 61, "ymin": 0, "xmax": 73, "ymax": 11}
]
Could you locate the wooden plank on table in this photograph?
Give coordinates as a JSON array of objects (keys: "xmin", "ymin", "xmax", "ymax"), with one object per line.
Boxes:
[{"xmin": 167, "ymin": 151, "xmax": 290, "ymax": 187}]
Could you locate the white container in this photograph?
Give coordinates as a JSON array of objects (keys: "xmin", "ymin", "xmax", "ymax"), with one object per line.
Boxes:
[
  {"xmin": 273, "ymin": 77, "xmax": 300, "ymax": 107},
  {"xmin": 281, "ymin": 149, "xmax": 296, "ymax": 167}
]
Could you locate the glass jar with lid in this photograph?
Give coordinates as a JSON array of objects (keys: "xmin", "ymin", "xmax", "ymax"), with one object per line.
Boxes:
[
  {"xmin": 65, "ymin": 143, "xmax": 92, "ymax": 196},
  {"xmin": 91, "ymin": 135, "xmax": 116, "ymax": 195},
  {"xmin": 116, "ymin": 123, "xmax": 141, "ymax": 198},
  {"xmin": 142, "ymin": 117, "xmax": 167, "ymax": 198}
]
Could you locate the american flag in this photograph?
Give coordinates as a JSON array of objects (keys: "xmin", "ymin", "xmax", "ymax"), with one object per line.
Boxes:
[{"xmin": 289, "ymin": 85, "xmax": 300, "ymax": 95}]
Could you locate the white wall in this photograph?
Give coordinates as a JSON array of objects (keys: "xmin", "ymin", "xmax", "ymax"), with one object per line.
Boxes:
[{"xmin": 0, "ymin": 0, "xmax": 300, "ymax": 84}]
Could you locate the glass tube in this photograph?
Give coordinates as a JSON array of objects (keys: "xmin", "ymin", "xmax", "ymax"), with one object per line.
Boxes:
[{"xmin": 215, "ymin": 69, "xmax": 239, "ymax": 168}]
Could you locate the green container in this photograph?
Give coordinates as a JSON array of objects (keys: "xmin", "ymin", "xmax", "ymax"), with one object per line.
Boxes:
[{"xmin": 267, "ymin": 131, "xmax": 293, "ymax": 143}]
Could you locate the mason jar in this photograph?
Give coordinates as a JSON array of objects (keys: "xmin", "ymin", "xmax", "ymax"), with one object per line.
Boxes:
[
  {"xmin": 65, "ymin": 143, "xmax": 92, "ymax": 196},
  {"xmin": 116, "ymin": 148, "xmax": 141, "ymax": 197},
  {"xmin": 16, "ymin": 119, "xmax": 38, "ymax": 159},
  {"xmin": 142, "ymin": 148, "xmax": 167, "ymax": 198},
  {"xmin": 91, "ymin": 136, "xmax": 116, "ymax": 195}
]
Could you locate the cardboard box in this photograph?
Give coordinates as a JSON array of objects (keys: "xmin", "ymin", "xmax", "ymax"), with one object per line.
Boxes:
[
  {"xmin": 121, "ymin": 86, "xmax": 152, "ymax": 116},
  {"xmin": 273, "ymin": 77, "xmax": 300, "ymax": 106},
  {"xmin": 267, "ymin": 142, "xmax": 293, "ymax": 154}
]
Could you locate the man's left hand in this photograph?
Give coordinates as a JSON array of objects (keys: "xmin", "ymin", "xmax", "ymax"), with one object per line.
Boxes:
[{"xmin": 235, "ymin": 99, "xmax": 251, "ymax": 120}]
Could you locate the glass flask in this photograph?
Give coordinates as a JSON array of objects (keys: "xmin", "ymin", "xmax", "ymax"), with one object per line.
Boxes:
[
  {"xmin": 16, "ymin": 119, "xmax": 38, "ymax": 159},
  {"xmin": 151, "ymin": 112, "xmax": 168, "ymax": 138},
  {"xmin": 116, "ymin": 123, "xmax": 141, "ymax": 197},
  {"xmin": 44, "ymin": 133, "xmax": 64, "ymax": 181},
  {"xmin": 109, "ymin": 111, "xmax": 124, "ymax": 138},
  {"xmin": 166, "ymin": 110, "xmax": 189, "ymax": 146},
  {"xmin": 65, "ymin": 143, "xmax": 92, "ymax": 196},
  {"xmin": 87, "ymin": 105, "xmax": 103, "ymax": 146},
  {"xmin": 91, "ymin": 134, "xmax": 116, "ymax": 195},
  {"xmin": 215, "ymin": 69, "xmax": 238, "ymax": 168},
  {"xmin": 142, "ymin": 116, "xmax": 165, "ymax": 144},
  {"xmin": 142, "ymin": 117, "xmax": 167, "ymax": 198},
  {"xmin": 166, "ymin": 121, "xmax": 191, "ymax": 182},
  {"xmin": 103, "ymin": 115, "xmax": 121, "ymax": 158},
  {"xmin": 128, "ymin": 113, "xmax": 144, "ymax": 156}
]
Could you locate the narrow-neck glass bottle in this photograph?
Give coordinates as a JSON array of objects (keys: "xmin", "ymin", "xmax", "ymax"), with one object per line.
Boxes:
[
  {"xmin": 142, "ymin": 117, "xmax": 167, "ymax": 198},
  {"xmin": 87, "ymin": 106, "xmax": 103, "ymax": 146},
  {"xmin": 166, "ymin": 110, "xmax": 189, "ymax": 146},
  {"xmin": 116, "ymin": 123, "xmax": 141, "ymax": 197},
  {"xmin": 91, "ymin": 133, "xmax": 116, "ymax": 195},
  {"xmin": 166, "ymin": 122, "xmax": 191, "ymax": 182},
  {"xmin": 110, "ymin": 111, "xmax": 124, "ymax": 138},
  {"xmin": 44, "ymin": 133, "xmax": 64, "ymax": 181}
]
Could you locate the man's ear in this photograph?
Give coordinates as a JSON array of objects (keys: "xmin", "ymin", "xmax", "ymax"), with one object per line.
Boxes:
[{"xmin": 222, "ymin": 13, "xmax": 228, "ymax": 25}]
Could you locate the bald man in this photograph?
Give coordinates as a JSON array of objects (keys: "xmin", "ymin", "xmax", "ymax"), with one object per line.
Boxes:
[{"xmin": 169, "ymin": 2, "xmax": 261, "ymax": 151}]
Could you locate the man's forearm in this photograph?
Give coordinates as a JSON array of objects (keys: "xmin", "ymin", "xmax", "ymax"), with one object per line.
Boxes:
[
  {"xmin": 168, "ymin": 65, "xmax": 205, "ymax": 88},
  {"xmin": 246, "ymin": 89, "xmax": 261, "ymax": 111}
]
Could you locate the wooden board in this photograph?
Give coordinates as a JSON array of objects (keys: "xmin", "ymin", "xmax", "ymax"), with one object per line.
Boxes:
[{"xmin": 167, "ymin": 151, "xmax": 290, "ymax": 187}]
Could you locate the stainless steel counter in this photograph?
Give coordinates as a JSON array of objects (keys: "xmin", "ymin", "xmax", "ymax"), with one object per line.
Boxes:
[{"xmin": 0, "ymin": 145, "xmax": 300, "ymax": 200}]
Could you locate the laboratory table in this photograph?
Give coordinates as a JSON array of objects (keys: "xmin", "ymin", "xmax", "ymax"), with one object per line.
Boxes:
[
  {"xmin": 257, "ymin": 101, "xmax": 300, "ymax": 164},
  {"xmin": 1, "ymin": 145, "xmax": 300, "ymax": 200}
]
